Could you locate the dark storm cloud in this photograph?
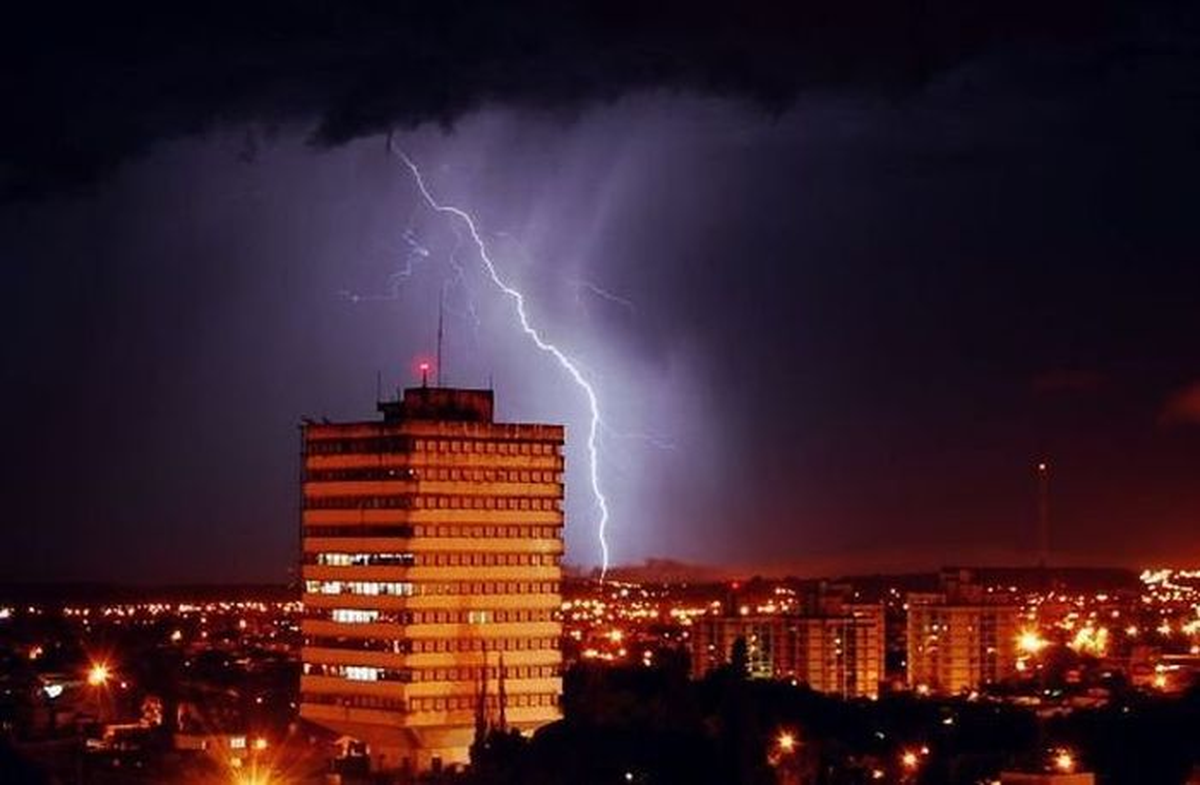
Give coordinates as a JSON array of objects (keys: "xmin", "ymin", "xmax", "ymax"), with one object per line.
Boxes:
[{"xmin": 0, "ymin": 0, "xmax": 1141, "ymax": 198}]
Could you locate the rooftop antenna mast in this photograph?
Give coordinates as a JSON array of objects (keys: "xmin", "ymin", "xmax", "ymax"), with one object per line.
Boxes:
[{"xmin": 436, "ymin": 286, "xmax": 445, "ymax": 387}]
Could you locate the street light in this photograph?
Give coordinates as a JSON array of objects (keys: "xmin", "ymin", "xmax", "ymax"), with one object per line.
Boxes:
[
  {"xmin": 231, "ymin": 757, "xmax": 284, "ymax": 785},
  {"xmin": 1017, "ymin": 630, "xmax": 1048, "ymax": 655},
  {"xmin": 86, "ymin": 662, "xmax": 111, "ymax": 687},
  {"xmin": 777, "ymin": 731, "xmax": 797, "ymax": 754},
  {"xmin": 770, "ymin": 729, "xmax": 802, "ymax": 785},
  {"xmin": 1052, "ymin": 749, "xmax": 1076, "ymax": 774},
  {"xmin": 233, "ymin": 774, "xmax": 279, "ymax": 785}
]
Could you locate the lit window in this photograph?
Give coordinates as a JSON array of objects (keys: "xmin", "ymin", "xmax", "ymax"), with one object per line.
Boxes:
[{"xmin": 331, "ymin": 609, "xmax": 379, "ymax": 624}]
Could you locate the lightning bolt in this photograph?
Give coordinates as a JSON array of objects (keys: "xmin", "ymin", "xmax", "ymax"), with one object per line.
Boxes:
[
  {"xmin": 343, "ymin": 223, "xmax": 483, "ymax": 338},
  {"xmin": 390, "ymin": 140, "xmax": 612, "ymax": 581},
  {"xmin": 574, "ymin": 280, "xmax": 637, "ymax": 314},
  {"xmin": 444, "ymin": 226, "xmax": 483, "ymax": 332},
  {"xmin": 339, "ymin": 227, "xmax": 431, "ymax": 303}
]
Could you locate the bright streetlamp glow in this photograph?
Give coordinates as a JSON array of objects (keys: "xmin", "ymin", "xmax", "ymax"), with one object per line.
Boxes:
[
  {"xmin": 1017, "ymin": 630, "xmax": 1048, "ymax": 655},
  {"xmin": 1053, "ymin": 749, "xmax": 1076, "ymax": 773},
  {"xmin": 86, "ymin": 662, "xmax": 111, "ymax": 687},
  {"xmin": 777, "ymin": 731, "xmax": 796, "ymax": 753}
]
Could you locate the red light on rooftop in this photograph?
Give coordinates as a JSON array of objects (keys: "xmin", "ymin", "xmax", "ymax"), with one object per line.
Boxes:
[{"xmin": 414, "ymin": 358, "xmax": 435, "ymax": 387}]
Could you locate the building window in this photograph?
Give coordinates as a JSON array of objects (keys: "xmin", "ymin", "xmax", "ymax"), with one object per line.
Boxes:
[{"xmin": 330, "ymin": 609, "xmax": 379, "ymax": 624}]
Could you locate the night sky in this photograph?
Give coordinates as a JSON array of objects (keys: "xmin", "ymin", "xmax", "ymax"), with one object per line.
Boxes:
[{"xmin": 2, "ymin": 2, "xmax": 1199, "ymax": 583}]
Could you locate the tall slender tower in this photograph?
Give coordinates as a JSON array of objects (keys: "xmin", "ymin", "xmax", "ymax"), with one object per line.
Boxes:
[
  {"xmin": 1036, "ymin": 461, "xmax": 1050, "ymax": 568},
  {"xmin": 299, "ymin": 385, "xmax": 565, "ymax": 773}
]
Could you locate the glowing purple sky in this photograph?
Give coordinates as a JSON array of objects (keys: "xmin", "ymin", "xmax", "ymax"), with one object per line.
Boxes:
[{"xmin": 3, "ymin": 4, "xmax": 1200, "ymax": 582}]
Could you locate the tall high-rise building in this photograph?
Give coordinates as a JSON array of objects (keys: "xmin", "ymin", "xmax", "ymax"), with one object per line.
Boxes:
[
  {"xmin": 906, "ymin": 570, "xmax": 1020, "ymax": 695},
  {"xmin": 299, "ymin": 386, "xmax": 565, "ymax": 773}
]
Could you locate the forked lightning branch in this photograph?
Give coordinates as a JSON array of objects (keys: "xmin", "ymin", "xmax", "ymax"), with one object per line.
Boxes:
[{"xmin": 390, "ymin": 140, "xmax": 613, "ymax": 581}]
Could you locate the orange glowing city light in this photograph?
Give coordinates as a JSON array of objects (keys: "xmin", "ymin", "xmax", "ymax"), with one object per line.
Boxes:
[
  {"xmin": 777, "ymin": 731, "xmax": 796, "ymax": 753},
  {"xmin": 1053, "ymin": 749, "xmax": 1076, "ymax": 773},
  {"xmin": 86, "ymin": 662, "xmax": 111, "ymax": 687},
  {"xmin": 1017, "ymin": 629, "xmax": 1048, "ymax": 655}
]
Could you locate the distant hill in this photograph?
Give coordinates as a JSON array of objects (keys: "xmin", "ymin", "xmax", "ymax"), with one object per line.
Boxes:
[
  {"xmin": 564, "ymin": 559, "xmax": 1142, "ymax": 591},
  {"xmin": 565, "ymin": 559, "xmax": 739, "ymax": 584}
]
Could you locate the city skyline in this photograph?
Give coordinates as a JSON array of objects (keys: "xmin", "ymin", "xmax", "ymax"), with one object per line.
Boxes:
[{"xmin": 5, "ymin": 5, "xmax": 1200, "ymax": 783}]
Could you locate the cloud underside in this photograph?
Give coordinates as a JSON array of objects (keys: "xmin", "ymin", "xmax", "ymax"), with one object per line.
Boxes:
[{"xmin": 0, "ymin": 0, "xmax": 1148, "ymax": 198}]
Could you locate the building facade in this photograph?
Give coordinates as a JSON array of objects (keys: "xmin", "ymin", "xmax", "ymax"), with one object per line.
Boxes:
[
  {"xmin": 691, "ymin": 615, "xmax": 781, "ymax": 680},
  {"xmin": 906, "ymin": 571, "xmax": 1020, "ymax": 694},
  {"xmin": 690, "ymin": 605, "xmax": 885, "ymax": 699},
  {"xmin": 299, "ymin": 386, "xmax": 564, "ymax": 772},
  {"xmin": 784, "ymin": 607, "xmax": 885, "ymax": 699}
]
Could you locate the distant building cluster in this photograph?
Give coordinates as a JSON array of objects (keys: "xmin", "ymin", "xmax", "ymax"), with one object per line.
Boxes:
[
  {"xmin": 685, "ymin": 569, "xmax": 1020, "ymax": 698},
  {"xmin": 642, "ymin": 566, "xmax": 1200, "ymax": 703}
]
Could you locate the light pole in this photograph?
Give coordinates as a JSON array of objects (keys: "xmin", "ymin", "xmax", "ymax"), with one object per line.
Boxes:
[{"xmin": 769, "ymin": 729, "xmax": 802, "ymax": 785}]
